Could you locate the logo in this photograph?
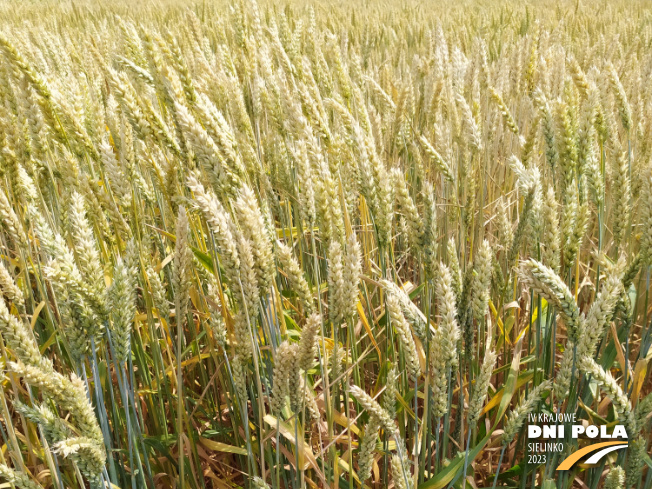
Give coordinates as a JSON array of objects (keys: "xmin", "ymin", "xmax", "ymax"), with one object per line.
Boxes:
[
  {"xmin": 526, "ymin": 413, "xmax": 628, "ymax": 470},
  {"xmin": 556, "ymin": 442, "xmax": 628, "ymax": 470}
]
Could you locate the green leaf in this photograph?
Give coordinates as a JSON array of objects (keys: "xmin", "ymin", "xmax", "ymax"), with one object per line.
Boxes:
[
  {"xmin": 191, "ymin": 246, "xmax": 215, "ymax": 273},
  {"xmin": 418, "ymin": 433, "xmax": 492, "ymax": 489},
  {"xmin": 419, "ymin": 336, "xmax": 524, "ymax": 489}
]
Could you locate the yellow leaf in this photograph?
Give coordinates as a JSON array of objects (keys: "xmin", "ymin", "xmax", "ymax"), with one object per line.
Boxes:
[
  {"xmin": 514, "ymin": 323, "xmax": 530, "ymax": 343},
  {"xmin": 39, "ymin": 331, "xmax": 58, "ymax": 355},
  {"xmin": 264, "ymin": 414, "xmax": 323, "ymax": 477},
  {"xmin": 631, "ymin": 358, "xmax": 648, "ymax": 407},
  {"xmin": 30, "ymin": 301, "xmax": 45, "ymax": 331},
  {"xmin": 490, "ymin": 301, "xmax": 505, "ymax": 338},
  {"xmin": 332, "ymin": 410, "xmax": 360, "ymax": 436},
  {"xmin": 198, "ymin": 437, "xmax": 247, "ymax": 455},
  {"xmin": 610, "ymin": 322, "xmax": 634, "ymax": 383},
  {"xmin": 164, "ymin": 353, "xmax": 211, "ymax": 376},
  {"xmin": 482, "ymin": 370, "xmax": 533, "ymax": 415},
  {"xmin": 357, "ymin": 301, "xmax": 381, "ymax": 358}
]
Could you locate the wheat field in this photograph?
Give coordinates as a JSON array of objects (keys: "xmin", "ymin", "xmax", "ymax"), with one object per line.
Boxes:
[{"xmin": 0, "ymin": 0, "xmax": 650, "ymax": 488}]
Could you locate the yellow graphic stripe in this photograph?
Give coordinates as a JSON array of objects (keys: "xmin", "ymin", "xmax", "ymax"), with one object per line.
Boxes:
[{"xmin": 557, "ymin": 441, "xmax": 627, "ymax": 471}]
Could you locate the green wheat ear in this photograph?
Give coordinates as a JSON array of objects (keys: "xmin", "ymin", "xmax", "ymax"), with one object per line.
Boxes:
[{"xmin": 604, "ymin": 466, "xmax": 625, "ymax": 489}]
